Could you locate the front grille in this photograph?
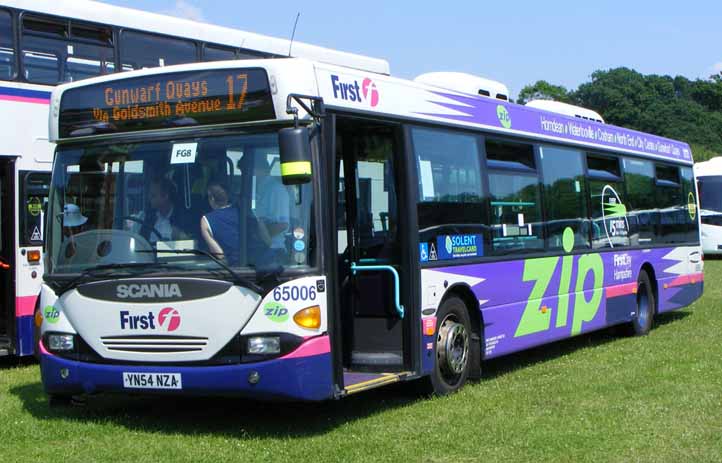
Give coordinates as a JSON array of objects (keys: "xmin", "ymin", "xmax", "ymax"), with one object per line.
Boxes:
[{"xmin": 100, "ymin": 335, "xmax": 209, "ymax": 353}]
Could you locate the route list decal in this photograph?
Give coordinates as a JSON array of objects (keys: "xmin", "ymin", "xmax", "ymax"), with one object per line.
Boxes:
[
  {"xmin": 59, "ymin": 68, "xmax": 275, "ymax": 138},
  {"xmin": 538, "ymin": 115, "xmax": 688, "ymax": 160},
  {"xmin": 425, "ymin": 91, "xmax": 693, "ymax": 164}
]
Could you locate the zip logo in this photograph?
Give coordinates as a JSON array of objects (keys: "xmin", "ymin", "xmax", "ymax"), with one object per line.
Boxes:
[
  {"xmin": 515, "ymin": 227, "xmax": 604, "ymax": 338},
  {"xmin": 264, "ymin": 302, "xmax": 289, "ymax": 323},
  {"xmin": 331, "ymin": 75, "xmax": 379, "ymax": 107}
]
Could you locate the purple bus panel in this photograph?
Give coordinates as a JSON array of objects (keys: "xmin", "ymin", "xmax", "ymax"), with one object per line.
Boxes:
[{"xmin": 423, "ymin": 245, "xmax": 702, "ymax": 360}]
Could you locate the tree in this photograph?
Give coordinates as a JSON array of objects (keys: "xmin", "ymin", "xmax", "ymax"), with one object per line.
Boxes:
[
  {"xmin": 516, "ymin": 80, "xmax": 571, "ymax": 105},
  {"xmin": 515, "ymin": 67, "xmax": 722, "ymax": 160}
]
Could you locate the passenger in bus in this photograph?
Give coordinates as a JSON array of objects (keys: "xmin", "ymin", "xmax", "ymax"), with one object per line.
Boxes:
[
  {"xmin": 200, "ymin": 180, "xmax": 240, "ymax": 265},
  {"xmin": 251, "ymin": 155, "xmax": 291, "ymax": 256},
  {"xmin": 128, "ymin": 177, "xmax": 195, "ymax": 243},
  {"xmin": 61, "ymin": 203, "xmax": 88, "ymax": 260}
]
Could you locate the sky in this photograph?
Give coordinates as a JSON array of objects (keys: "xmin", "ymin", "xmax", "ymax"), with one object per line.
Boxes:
[{"xmin": 101, "ymin": 0, "xmax": 722, "ymax": 99}]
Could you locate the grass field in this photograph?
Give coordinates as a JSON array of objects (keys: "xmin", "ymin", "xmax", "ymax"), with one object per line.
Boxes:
[{"xmin": 2, "ymin": 262, "xmax": 721, "ymax": 462}]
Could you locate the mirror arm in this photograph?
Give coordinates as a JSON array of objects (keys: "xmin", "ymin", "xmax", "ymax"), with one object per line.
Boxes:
[{"xmin": 285, "ymin": 94, "xmax": 325, "ymax": 128}]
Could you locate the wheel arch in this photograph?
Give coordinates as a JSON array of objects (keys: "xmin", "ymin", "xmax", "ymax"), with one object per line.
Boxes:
[{"xmin": 639, "ymin": 262, "xmax": 659, "ymax": 314}]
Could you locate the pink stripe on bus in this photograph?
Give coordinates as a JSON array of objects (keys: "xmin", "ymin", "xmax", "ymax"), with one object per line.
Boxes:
[
  {"xmin": 605, "ymin": 282, "xmax": 637, "ymax": 299},
  {"xmin": 38, "ymin": 339, "xmax": 51, "ymax": 356},
  {"xmin": 0, "ymin": 95, "xmax": 50, "ymax": 104},
  {"xmin": 280, "ymin": 335, "xmax": 330, "ymax": 359},
  {"xmin": 16, "ymin": 295, "xmax": 38, "ymax": 317},
  {"xmin": 666, "ymin": 272, "xmax": 704, "ymax": 289}
]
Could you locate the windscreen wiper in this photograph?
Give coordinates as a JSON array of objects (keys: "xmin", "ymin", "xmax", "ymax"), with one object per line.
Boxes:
[
  {"xmin": 142, "ymin": 249, "xmax": 263, "ymax": 294},
  {"xmin": 55, "ymin": 262, "xmax": 173, "ymax": 294}
]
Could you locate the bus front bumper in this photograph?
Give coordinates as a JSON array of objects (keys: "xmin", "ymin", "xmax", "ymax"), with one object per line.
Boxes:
[{"xmin": 39, "ymin": 337, "xmax": 334, "ymax": 401}]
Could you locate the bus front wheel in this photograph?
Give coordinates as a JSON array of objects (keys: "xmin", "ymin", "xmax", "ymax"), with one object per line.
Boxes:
[
  {"xmin": 629, "ymin": 271, "xmax": 655, "ymax": 336},
  {"xmin": 428, "ymin": 296, "xmax": 472, "ymax": 395}
]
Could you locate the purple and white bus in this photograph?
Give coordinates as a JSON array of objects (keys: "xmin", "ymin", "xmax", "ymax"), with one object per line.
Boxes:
[{"xmin": 38, "ymin": 57, "xmax": 702, "ymax": 403}]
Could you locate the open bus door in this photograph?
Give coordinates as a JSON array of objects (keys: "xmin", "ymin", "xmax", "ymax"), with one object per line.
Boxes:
[
  {"xmin": 333, "ymin": 116, "xmax": 420, "ymax": 395},
  {"xmin": 0, "ymin": 157, "xmax": 16, "ymax": 357}
]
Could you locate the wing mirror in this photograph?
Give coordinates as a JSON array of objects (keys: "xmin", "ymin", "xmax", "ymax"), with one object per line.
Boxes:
[{"xmin": 278, "ymin": 127, "xmax": 312, "ymax": 185}]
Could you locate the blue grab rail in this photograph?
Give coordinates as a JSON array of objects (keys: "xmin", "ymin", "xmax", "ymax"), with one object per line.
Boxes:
[{"xmin": 350, "ymin": 262, "xmax": 405, "ymax": 319}]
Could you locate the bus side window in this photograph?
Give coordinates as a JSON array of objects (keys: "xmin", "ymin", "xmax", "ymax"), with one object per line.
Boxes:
[
  {"xmin": 202, "ymin": 44, "xmax": 236, "ymax": 62},
  {"xmin": 0, "ymin": 9, "xmax": 14, "ymax": 80},
  {"xmin": 587, "ymin": 154, "xmax": 629, "ymax": 249},
  {"xmin": 120, "ymin": 30, "xmax": 196, "ymax": 70},
  {"xmin": 64, "ymin": 24, "xmax": 114, "ymax": 81},
  {"xmin": 655, "ymin": 164, "xmax": 685, "ymax": 244},
  {"xmin": 412, "ymin": 127, "xmax": 486, "ymax": 261},
  {"xmin": 21, "ymin": 15, "xmax": 113, "ymax": 84},
  {"xmin": 540, "ymin": 145, "xmax": 589, "ymax": 250},
  {"xmin": 22, "ymin": 50, "xmax": 59, "ymax": 85},
  {"xmin": 623, "ymin": 157, "xmax": 656, "ymax": 246},
  {"xmin": 486, "ymin": 139, "xmax": 544, "ymax": 254}
]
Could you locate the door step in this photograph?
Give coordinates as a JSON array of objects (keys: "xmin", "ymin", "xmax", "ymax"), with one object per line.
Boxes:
[
  {"xmin": 0, "ymin": 349, "xmax": 9, "ymax": 357},
  {"xmin": 350, "ymin": 351, "xmax": 403, "ymax": 367},
  {"xmin": 343, "ymin": 371, "xmax": 412, "ymax": 396}
]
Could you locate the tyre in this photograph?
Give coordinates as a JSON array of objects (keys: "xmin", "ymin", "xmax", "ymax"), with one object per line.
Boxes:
[
  {"xmin": 427, "ymin": 296, "xmax": 472, "ymax": 395},
  {"xmin": 630, "ymin": 271, "xmax": 655, "ymax": 336}
]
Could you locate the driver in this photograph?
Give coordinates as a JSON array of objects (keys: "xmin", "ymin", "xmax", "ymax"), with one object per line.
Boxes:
[
  {"xmin": 128, "ymin": 177, "xmax": 194, "ymax": 243},
  {"xmin": 200, "ymin": 180, "xmax": 240, "ymax": 265}
]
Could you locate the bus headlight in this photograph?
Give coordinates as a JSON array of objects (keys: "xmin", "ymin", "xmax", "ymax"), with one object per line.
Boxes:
[
  {"xmin": 247, "ymin": 336, "xmax": 280, "ymax": 355},
  {"xmin": 46, "ymin": 334, "xmax": 75, "ymax": 352}
]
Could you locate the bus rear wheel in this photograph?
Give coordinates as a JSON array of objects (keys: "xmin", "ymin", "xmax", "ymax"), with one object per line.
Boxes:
[
  {"xmin": 629, "ymin": 271, "xmax": 655, "ymax": 336},
  {"xmin": 428, "ymin": 296, "xmax": 472, "ymax": 395}
]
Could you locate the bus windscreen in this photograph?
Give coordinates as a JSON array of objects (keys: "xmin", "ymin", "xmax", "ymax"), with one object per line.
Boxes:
[{"xmin": 58, "ymin": 68, "xmax": 275, "ymax": 137}]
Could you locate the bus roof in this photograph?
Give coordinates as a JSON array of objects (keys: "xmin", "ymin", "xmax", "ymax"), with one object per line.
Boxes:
[
  {"xmin": 3, "ymin": 0, "xmax": 390, "ymax": 75},
  {"xmin": 694, "ymin": 157, "xmax": 722, "ymax": 176},
  {"xmin": 50, "ymin": 58, "xmax": 694, "ymax": 165}
]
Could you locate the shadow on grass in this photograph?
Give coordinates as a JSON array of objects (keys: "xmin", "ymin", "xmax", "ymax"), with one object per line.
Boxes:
[
  {"xmin": 483, "ymin": 310, "xmax": 690, "ymax": 380},
  {"xmin": 8, "ymin": 310, "xmax": 690, "ymax": 438},
  {"xmin": 0, "ymin": 356, "xmax": 36, "ymax": 370},
  {"xmin": 9, "ymin": 379, "xmax": 422, "ymax": 439}
]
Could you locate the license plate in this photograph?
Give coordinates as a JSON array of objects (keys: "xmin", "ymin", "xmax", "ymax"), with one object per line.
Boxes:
[{"xmin": 122, "ymin": 372, "xmax": 182, "ymax": 390}]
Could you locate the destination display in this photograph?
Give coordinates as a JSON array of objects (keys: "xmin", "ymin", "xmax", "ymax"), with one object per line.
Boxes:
[{"xmin": 58, "ymin": 68, "xmax": 275, "ymax": 137}]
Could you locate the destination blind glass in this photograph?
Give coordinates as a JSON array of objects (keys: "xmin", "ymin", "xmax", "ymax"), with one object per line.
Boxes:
[{"xmin": 58, "ymin": 68, "xmax": 275, "ymax": 137}]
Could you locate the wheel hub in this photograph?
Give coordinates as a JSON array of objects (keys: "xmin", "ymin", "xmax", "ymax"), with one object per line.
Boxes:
[{"xmin": 437, "ymin": 316, "xmax": 469, "ymax": 377}]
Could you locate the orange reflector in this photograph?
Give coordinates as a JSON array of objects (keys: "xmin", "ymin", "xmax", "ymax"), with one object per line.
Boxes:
[
  {"xmin": 27, "ymin": 250, "xmax": 41, "ymax": 263},
  {"xmin": 423, "ymin": 317, "xmax": 436, "ymax": 336},
  {"xmin": 293, "ymin": 306, "xmax": 321, "ymax": 329},
  {"xmin": 35, "ymin": 309, "xmax": 43, "ymax": 328}
]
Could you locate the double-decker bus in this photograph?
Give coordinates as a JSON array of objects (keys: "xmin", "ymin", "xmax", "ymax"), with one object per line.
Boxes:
[
  {"xmin": 694, "ymin": 157, "xmax": 722, "ymax": 255},
  {"xmin": 0, "ymin": 0, "xmax": 386, "ymax": 358},
  {"xmin": 38, "ymin": 57, "xmax": 702, "ymax": 403}
]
